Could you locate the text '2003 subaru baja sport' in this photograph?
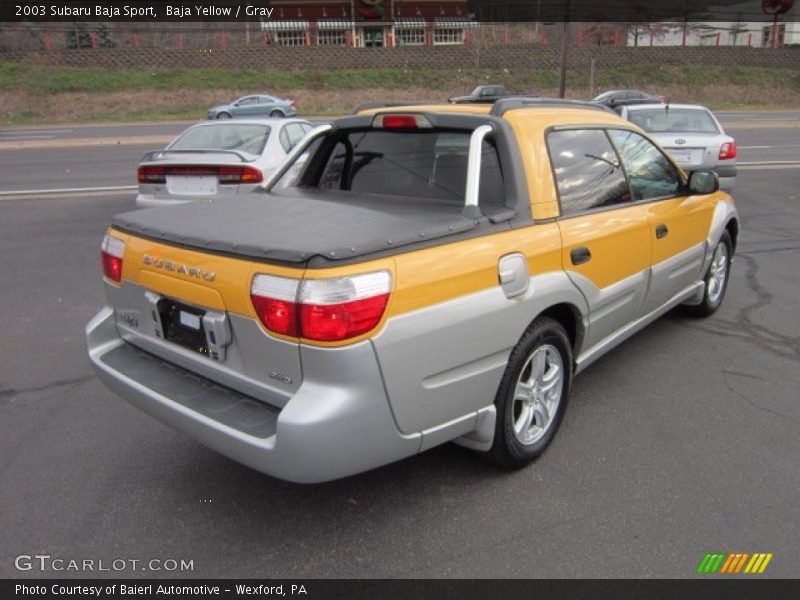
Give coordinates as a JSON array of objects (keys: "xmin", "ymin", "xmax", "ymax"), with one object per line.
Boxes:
[{"xmin": 86, "ymin": 99, "xmax": 739, "ymax": 483}]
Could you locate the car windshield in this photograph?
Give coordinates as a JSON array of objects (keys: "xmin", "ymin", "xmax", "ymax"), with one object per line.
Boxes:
[
  {"xmin": 169, "ymin": 124, "xmax": 271, "ymax": 155},
  {"xmin": 592, "ymin": 91, "xmax": 616, "ymax": 102},
  {"xmin": 628, "ymin": 108, "xmax": 720, "ymax": 134}
]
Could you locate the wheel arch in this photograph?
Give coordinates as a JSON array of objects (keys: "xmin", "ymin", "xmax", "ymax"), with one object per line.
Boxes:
[
  {"xmin": 535, "ymin": 302, "xmax": 585, "ymax": 359},
  {"xmin": 725, "ymin": 216, "xmax": 739, "ymax": 255}
]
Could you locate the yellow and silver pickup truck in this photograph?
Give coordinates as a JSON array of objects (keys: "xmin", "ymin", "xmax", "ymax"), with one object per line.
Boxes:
[{"xmin": 86, "ymin": 99, "xmax": 739, "ymax": 483}]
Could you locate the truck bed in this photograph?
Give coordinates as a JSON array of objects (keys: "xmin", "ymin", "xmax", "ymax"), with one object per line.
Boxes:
[{"xmin": 112, "ymin": 188, "xmax": 511, "ymax": 267}]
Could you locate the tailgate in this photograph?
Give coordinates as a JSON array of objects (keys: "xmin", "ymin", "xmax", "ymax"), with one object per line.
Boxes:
[{"xmin": 104, "ymin": 229, "xmax": 304, "ymax": 408}]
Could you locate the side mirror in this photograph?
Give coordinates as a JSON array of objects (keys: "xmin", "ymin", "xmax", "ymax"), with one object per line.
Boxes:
[{"xmin": 688, "ymin": 170, "xmax": 719, "ymax": 195}]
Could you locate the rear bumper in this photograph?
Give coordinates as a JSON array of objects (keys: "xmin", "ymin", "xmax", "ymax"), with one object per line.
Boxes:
[
  {"xmin": 715, "ymin": 165, "xmax": 736, "ymax": 191},
  {"xmin": 135, "ymin": 194, "xmax": 193, "ymax": 209},
  {"xmin": 86, "ymin": 306, "xmax": 420, "ymax": 483}
]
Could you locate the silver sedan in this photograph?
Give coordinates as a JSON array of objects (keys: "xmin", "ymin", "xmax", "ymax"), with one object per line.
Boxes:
[
  {"xmin": 618, "ymin": 103, "xmax": 737, "ymax": 190},
  {"xmin": 136, "ymin": 118, "xmax": 314, "ymax": 209}
]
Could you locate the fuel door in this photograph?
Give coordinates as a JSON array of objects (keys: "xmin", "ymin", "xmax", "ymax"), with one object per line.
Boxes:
[{"xmin": 498, "ymin": 253, "xmax": 529, "ymax": 299}]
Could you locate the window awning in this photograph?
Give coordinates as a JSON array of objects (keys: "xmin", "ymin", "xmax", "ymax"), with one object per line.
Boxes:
[
  {"xmin": 317, "ymin": 19, "xmax": 354, "ymax": 30},
  {"xmin": 260, "ymin": 20, "xmax": 310, "ymax": 32},
  {"xmin": 434, "ymin": 17, "xmax": 480, "ymax": 28},
  {"xmin": 394, "ymin": 17, "xmax": 427, "ymax": 29}
]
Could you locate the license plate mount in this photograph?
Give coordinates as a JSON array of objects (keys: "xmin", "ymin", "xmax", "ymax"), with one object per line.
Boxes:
[
  {"xmin": 158, "ymin": 299, "xmax": 209, "ymax": 356},
  {"xmin": 166, "ymin": 175, "xmax": 217, "ymax": 195}
]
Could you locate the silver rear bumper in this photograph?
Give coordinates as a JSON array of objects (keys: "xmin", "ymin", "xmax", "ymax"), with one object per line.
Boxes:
[{"xmin": 86, "ymin": 307, "xmax": 420, "ymax": 483}]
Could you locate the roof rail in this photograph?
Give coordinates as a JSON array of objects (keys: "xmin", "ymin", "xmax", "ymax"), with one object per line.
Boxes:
[
  {"xmin": 490, "ymin": 97, "xmax": 615, "ymax": 117},
  {"xmin": 350, "ymin": 101, "xmax": 442, "ymax": 115}
]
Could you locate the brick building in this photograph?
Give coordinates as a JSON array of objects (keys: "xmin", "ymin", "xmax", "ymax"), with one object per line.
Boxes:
[{"xmin": 260, "ymin": 0, "xmax": 479, "ymax": 47}]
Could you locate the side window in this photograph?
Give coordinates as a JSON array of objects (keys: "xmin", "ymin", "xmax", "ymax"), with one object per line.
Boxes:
[
  {"xmin": 547, "ymin": 129, "xmax": 631, "ymax": 216},
  {"xmin": 279, "ymin": 127, "xmax": 292, "ymax": 153},
  {"xmin": 286, "ymin": 124, "xmax": 306, "ymax": 149},
  {"xmin": 608, "ymin": 129, "xmax": 682, "ymax": 200}
]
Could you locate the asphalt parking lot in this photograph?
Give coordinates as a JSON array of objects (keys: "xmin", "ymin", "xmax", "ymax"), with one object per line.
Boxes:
[{"xmin": 0, "ymin": 114, "xmax": 798, "ymax": 578}]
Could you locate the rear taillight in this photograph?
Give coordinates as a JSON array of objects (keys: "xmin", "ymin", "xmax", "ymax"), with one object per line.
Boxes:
[
  {"xmin": 251, "ymin": 275, "xmax": 300, "ymax": 337},
  {"xmin": 139, "ymin": 165, "xmax": 262, "ymax": 185},
  {"xmin": 101, "ymin": 234, "xmax": 125, "ymax": 283},
  {"xmin": 290, "ymin": 101, "xmax": 298, "ymax": 109},
  {"xmin": 218, "ymin": 166, "xmax": 263, "ymax": 184},
  {"xmin": 138, "ymin": 165, "xmax": 165, "ymax": 184},
  {"xmin": 719, "ymin": 141, "xmax": 737, "ymax": 160},
  {"xmin": 250, "ymin": 271, "xmax": 391, "ymax": 342}
]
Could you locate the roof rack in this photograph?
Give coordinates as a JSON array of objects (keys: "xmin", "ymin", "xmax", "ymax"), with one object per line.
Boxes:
[
  {"xmin": 350, "ymin": 101, "xmax": 442, "ymax": 115},
  {"xmin": 490, "ymin": 97, "xmax": 615, "ymax": 116}
]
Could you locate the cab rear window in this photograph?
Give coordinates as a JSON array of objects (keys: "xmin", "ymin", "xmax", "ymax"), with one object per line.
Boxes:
[{"xmin": 291, "ymin": 129, "xmax": 505, "ymax": 209}]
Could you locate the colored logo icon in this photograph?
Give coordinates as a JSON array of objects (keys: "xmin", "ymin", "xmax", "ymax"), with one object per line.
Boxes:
[{"xmin": 697, "ymin": 553, "xmax": 773, "ymax": 574}]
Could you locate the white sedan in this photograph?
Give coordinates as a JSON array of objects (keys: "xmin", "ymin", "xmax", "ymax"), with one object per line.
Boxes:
[
  {"xmin": 136, "ymin": 118, "xmax": 314, "ymax": 208},
  {"xmin": 617, "ymin": 103, "xmax": 737, "ymax": 191}
]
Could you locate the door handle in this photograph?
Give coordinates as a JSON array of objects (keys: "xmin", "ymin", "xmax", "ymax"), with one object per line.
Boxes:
[
  {"xmin": 570, "ymin": 247, "xmax": 592, "ymax": 266},
  {"xmin": 655, "ymin": 224, "xmax": 669, "ymax": 239}
]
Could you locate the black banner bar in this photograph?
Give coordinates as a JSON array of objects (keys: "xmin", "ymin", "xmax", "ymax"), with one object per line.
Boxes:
[
  {"xmin": 4, "ymin": 579, "xmax": 800, "ymax": 600},
  {"xmin": 1, "ymin": 0, "xmax": 798, "ymax": 23}
]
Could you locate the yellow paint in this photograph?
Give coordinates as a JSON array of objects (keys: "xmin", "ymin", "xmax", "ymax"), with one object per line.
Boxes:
[{"xmin": 557, "ymin": 204, "xmax": 652, "ymax": 289}]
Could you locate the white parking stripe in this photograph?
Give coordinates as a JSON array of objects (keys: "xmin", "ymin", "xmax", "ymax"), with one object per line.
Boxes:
[
  {"xmin": 738, "ymin": 160, "xmax": 800, "ymax": 165},
  {"xmin": 1, "ymin": 129, "xmax": 74, "ymax": 134},
  {"xmin": 0, "ymin": 185, "xmax": 136, "ymax": 197},
  {"xmin": 739, "ymin": 144, "xmax": 800, "ymax": 150},
  {"xmin": 0, "ymin": 135, "xmax": 56, "ymax": 140}
]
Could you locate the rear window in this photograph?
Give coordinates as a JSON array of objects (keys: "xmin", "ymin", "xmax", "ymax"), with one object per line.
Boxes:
[
  {"xmin": 287, "ymin": 129, "xmax": 505, "ymax": 209},
  {"xmin": 627, "ymin": 108, "xmax": 720, "ymax": 134},
  {"xmin": 170, "ymin": 124, "xmax": 271, "ymax": 155}
]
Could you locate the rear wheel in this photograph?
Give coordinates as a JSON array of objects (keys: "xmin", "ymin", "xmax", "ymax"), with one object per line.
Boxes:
[
  {"xmin": 489, "ymin": 317, "xmax": 573, "ymax": 468},
  {"xmin": 684, "ymin": 231, "xmax": 732, "ymax": 317},
  {"xmin": 216, "ymin": 112, "xmax": 231, "ymax": 120},
  {"xmin": 269, "ymin": 110, "xmax": 284, "ymax": 118}
]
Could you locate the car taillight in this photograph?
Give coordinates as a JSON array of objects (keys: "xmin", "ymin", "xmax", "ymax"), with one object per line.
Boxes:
[
  {"xmin": 218, "ymin": 166, "xmax": 263, "ymax": 184},
  {"xmin": 101, "ymin": 234, "xmax": 125, "ymax": 283},
  {"xmin": 138, "ymin": 165, "xmax": 166, "ymax": 184},
  {"xmin": 719, "ymin": 141, "xmax": 737, "ymax": 160},
  {"xmin": 251, "ymin": 275, "xmax": 300, "ymax": 337},
  {"xmin": 250, "ymin": 271, "xmax": 391, "ymax": 342},
  {"xmin": 290, "ymin": 101, "xmax": 298, "ymax": 109}
]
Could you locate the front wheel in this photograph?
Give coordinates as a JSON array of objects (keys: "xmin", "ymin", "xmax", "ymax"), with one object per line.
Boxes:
[
  {"xmin": 684, "ymin": 231, "xmax": 732, "ymax": 317},
  {"xmin": 489, "ymin": 316, "xmax": 573, "ymax": 468},
  {"xmin": 216, "ymin": 112, "xmax": 232, "ymax": 120}
]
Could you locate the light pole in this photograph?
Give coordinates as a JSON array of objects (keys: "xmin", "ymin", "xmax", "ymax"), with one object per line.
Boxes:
[{"xmin": 558, "ymin": 0, "xmax": 571, "ymax": 98}]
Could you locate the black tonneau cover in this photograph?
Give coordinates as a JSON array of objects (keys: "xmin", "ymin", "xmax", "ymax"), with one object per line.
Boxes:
[{"xmin": 112, "ymin": 189, "xmax": 506, "ymax": 268}]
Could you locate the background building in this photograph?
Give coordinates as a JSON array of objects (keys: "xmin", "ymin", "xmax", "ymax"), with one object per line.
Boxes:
[{"xmin": 260, "ymin": 1, "xmax": 479, "ymax": 47}]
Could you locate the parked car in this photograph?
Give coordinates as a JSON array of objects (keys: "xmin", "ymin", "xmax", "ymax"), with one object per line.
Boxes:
[
  {"xmin": 207, "ymin": 95, "xmax": 298, "ymax": 119},
  {"xmin": 449, "ymin": 84, "xmax": 534, "ymax": 104},
  {"xmin": 88, "ymin": 98, "xmax": 738, "ymax": 483},
  {"xmin": 592, "ymin": 89, "xmax": 665, "ymax": 108},
  {"xmin": 618, "ymin": 103, "xmax": 737, "ymax": 190},
  {"xmin": 136, "ymin": 119, "xmax": 315, "ymax": 208}
]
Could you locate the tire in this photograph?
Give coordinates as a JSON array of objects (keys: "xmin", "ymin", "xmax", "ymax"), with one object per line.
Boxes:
[
  {"xmin": 683, "ymin": 231, "xmax": 732, "ymax": 318},
  {"xmin": 269, "ymin": 110, "xmax": 284, "ymax": 118},
  {"xmin": 216, "ymin": 112, "xmax": 232, "ymax": 120},
  {"xmin": 489, "ymin": 316, "xmax": 573, "ymax": 468}
]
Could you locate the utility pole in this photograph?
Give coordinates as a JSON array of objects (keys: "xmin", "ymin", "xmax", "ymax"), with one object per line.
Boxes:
[{"xmin": 558, "ymin": 0, "xmax": 571, "ymax": 98}]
